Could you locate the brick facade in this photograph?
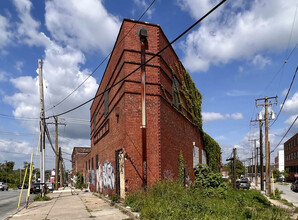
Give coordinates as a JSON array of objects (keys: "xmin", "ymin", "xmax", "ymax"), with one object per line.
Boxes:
[
  {"xmin": 80, "ymin": 19, "xmax": 206, "ymax": 196},
  {"xmin": 284, "ymin": 132, "xmax": 298, "ymax": 181},
  {"xmin": 71, "ymin": 147, "xmax": 91, "ymax": 177}
]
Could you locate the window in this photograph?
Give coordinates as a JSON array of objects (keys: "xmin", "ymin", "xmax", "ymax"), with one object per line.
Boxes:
[
  {"xmin": 93, "ymin": 114, "xmax": 96, "ymax": 134},
  {"xmin": 172, "ymin": 75, "xmax": 180, "ymax": 108},
  {"xmin": 193, "ymin": 146, "xmax": 199, "ymax": 168},
  {"xmin": 88, "ymin": 160, "xmax": 90, "ymax": 170},
  {"xmin": 92, "ymin": 158, "xmax": 94, "ymax": 170},
  {"xmin": 202, "ymin": 150, "xmax": 207, "ymax": 165},
  {"xmin": 96, "ymin": 155, "xmax": 99, "ymax": 169},
  {"xmin": 86, "ymin": 161, "xmax": 87, "ymax": 170},
  {"xmin": 104, "ymin": 89, "xmax": 109, "ymax": 117}
]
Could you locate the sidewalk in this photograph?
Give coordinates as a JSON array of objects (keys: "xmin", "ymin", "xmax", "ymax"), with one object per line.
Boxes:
[{"xmin": 9, "ymin": 188, "xmax": 131, "ymax": 220}]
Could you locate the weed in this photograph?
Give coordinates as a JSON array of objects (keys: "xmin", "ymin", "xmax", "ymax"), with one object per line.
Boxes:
[{"xmin": 33, "ymin": 193, "xmax": 51, "ymax": 201}]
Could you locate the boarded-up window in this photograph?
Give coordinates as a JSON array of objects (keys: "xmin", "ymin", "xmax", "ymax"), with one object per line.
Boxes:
[
  {"xmin": 193, "ymin": 146, "xmax": 199, "ymax": 168},
  {"xmin": 172, "ymin": 75, "xmax": 179, "ymax": 108},
  {"xmin": 202, "ymin": 149, "xmax": 207, "ymax": 165},
  {"xmin": 104, "ymin": 89, "xmax": 109, "ymax": 117},
  {"xmin": 96, "ymin": 155, "xmax": 99, "ymax": 169}
]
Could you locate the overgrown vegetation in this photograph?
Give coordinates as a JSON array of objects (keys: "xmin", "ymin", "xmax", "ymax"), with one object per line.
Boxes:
[
  {"xmin": 33, "ymin": 193, "xmax": 51, "ymax": 201},
  {"xmin": 75, "ymin": 172, "xmax": 86, "ymax": 189},
  {"xmin": 125, "ymin": 165, "xmax": 291, "ymax": 219},
  {"xmin": 224, "ymin": 158, "xmax": 246, "ymax": 180},
  {"xmin": 172, "ymin": 63, "xmax": 221, "ymax": 171},
  {"xmin": 178, "ymin": 152, "xmax": 185, "ymax": 186}
]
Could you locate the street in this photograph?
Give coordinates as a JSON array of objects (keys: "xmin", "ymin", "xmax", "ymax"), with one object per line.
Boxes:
[
  {"xmin": 275, "ymin": 183, "xmax": 298, "ymax": 207},
  {"xmin": 0, "ymin": 189, "xmax": 30, "ymax": 220}
]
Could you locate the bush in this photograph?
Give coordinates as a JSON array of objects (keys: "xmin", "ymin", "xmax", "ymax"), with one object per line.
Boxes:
[{"xmin": 125, "ymin": 181, "xmax": 291, "ymax": 219}]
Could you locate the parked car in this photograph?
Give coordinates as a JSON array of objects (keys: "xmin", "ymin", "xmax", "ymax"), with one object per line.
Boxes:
[
  {"xmin": 18, "ymin": 183, "xmax": 28, "ymax": 189},
  {"xmin": 291, "ymin": 180, "xmax": 298, "ymax": 192},
  {"xmin": 46, "ymin": 182, "xmax": 54, "ymax": 191},
  {"xmin": 236, "ymin": 178, "xmax": 250, "ymax": 190},
  {"xmin": 0, "ymin": 182, "xmax": 8, "ymax": 191},
  {"xmin": 30, "ymin": 182, "xmax": 42, "ymax": 194}
]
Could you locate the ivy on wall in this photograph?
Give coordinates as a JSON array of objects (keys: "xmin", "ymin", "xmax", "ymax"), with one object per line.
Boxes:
[{"xmin": 172, "ymin": 62, "xmax": 221, "ymax": 172}]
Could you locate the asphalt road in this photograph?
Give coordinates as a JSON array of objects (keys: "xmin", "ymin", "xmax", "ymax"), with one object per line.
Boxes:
[
  {"xmin": 0, "ymin": 189, "xmax": 30, "ymax": 220},
  {"xmin": 275, "ymin": 183, "xmax": 298, "ymax": 207}
]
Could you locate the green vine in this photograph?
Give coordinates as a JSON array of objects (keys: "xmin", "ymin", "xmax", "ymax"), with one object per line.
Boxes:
[
  {"xmin": 178, "ymin": 152, "xmax": 185, "ymax": 186},
  {"xmin": 172, "ymin": 62, "xmax": 221, "ymax": 172}
]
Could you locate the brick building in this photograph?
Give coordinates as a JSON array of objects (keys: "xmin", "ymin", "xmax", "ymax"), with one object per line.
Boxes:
[
  {"xmin": 81, "ymin": 19, "xmax": 211, "ymax": 197},
  {"xmin": 284, "ymin": 132, "xmax": 298, "ymax": 181},
  {"xmin": 71, "ymin": 147, "xmax": 91, "ymax": 176}
]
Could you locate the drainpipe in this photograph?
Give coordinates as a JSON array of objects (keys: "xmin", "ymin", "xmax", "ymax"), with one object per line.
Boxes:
[{"xmin": 138, "ymin": 27, "xmax": 148, "ymax": 189}]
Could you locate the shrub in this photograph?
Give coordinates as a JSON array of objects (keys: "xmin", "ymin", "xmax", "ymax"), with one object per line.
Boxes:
[{"xmin": 33, "ymin": 193, "xmax": 51, "ymax": 201}]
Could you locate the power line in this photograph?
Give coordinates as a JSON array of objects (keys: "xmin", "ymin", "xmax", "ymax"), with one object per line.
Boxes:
[
  {"xmin": 270, "ymin": 66, "xmax": 297, "ymax": 127},
  {"xmin": 48, "ymin": 0, "xmax": 227, "ymax": 119},
  {"xmin": 46, "ymin": 0, "xmax": 157, "ymax": 112},
  {"xmin": 0, "ymin": 113, "xmax": 39, "ymax": 121},
  {"xmin": 270, "ymin": 115, "xmax": 298, "ymax": 154}
]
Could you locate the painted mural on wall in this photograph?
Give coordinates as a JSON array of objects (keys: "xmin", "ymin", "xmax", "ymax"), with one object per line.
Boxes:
[{"xmin": 95, "ymin": 161, "xmax": 115, "ymax": 192}]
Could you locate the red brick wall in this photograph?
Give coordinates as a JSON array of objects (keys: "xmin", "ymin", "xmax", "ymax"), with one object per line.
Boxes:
[{"xmin": 84, "ymin": 19, "xmax": 205, "ymax": 195}]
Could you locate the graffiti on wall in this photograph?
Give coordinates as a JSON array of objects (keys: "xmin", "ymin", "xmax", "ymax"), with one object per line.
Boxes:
[
  {"xmin": 96, "ymin": 163, "xmax": 103, "ymax": 192},
  {"xmin": 102, "ymin": 161, "xmax": 115, "ymax": 190}
]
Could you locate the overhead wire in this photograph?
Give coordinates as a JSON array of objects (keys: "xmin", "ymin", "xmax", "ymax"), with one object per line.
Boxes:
[
  {"xmin": 270, "ymin": 66, "xmax": 297, "ymax": 127},
  {"xmin": 47, "ymin": 0, "xmax": 227, "ymax": 119},
  {"xmin": 46, "ymin": 0, "xmax": 157, "ymax": 112},
  {"xmin": 270, "ymin": 115, "xmax": 298, "ymax": 154}
]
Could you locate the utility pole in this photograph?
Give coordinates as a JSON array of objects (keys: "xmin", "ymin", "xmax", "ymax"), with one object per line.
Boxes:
[
  {"xmin": 46, "ymin": 117, "xmax": 66, "ymax": 190},
  {"xmin": 249, "ymin": 139, "xmax": 258, "ymax": 186},
  {"xmin": 259, "ymin": 121, "xmax": 264, "ymax": 190},
  {"xmin": 138, "ymin": 27, "xmax": 148, "ymax": 189},
  {"xmin": 55, "ymin": 116, "xmax": 59, "ymax": 190},
  {"xmin": 256, "ymin": 96, "xmax": 277, "ymax": 195},
  {"xmin": 38, "ymin": 59, "xmax": 45, "ymax": 192},
  {"xmin": 59, "ymin": 147, "xmax": 64, "ymax": 187},
  {"xmin": 233, "ymin": 148, "xmax": 236, "ymax": 189}
]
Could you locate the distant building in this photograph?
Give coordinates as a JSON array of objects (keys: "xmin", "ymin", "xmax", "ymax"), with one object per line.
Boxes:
[
  {"xmin": 82, "ymin": 19, "xmax": 211, "ymax": 198},
  {"xmin": 71, "ymin": 147, "xmax": 91, "ymax": 177},
  {"xmin": 284, "ymin": 133, "xmax": 298, "ymax": 181}
]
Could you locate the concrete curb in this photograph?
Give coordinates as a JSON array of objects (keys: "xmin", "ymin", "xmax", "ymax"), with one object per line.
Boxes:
[{"xmin": 93, "ymin": 193, "xmax": 140, "ymax": 219}]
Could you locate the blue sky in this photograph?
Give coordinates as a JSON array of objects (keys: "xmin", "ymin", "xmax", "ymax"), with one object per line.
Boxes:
[{"xmin": 0, "ymin": 0, "xmax": 297, "ymax": 170}]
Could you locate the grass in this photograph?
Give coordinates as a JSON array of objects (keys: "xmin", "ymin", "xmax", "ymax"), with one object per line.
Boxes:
[
  {"xmin": 125, "ymin": 181, "xmax": 291, "ymax": 220},
  {"xmin": 270, "ymin": 188, "xmax": 294, "ymax": 207},
  {"xmin": 33, "ymin": 193, "xmax": 51, "ymax": 201}
]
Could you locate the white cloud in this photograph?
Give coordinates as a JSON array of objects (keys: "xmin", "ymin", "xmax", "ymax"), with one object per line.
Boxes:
[
  {"xmin": 202, "ymin": 112, "xmax": 226, "ymax": 121},
  {"xmin": 179, "ymin": 0, "xmax": 298, "ymax": 72},
  {"xmin": 226, "ymin": 90, "xmax": 257, "ymax": 97},
  {"xmin": 5, "ymin": 0, "xmax": 99, "ymax": 139},
  {"xmin": 283, "ymin": 91, "xmax": 298, "ymax": 115},
  {"xmin": 202, "ymin": 112, "xmax": 243, "ymax": 122},
  {"xmin": 13, "ymin": 0, "xmax": 50, "ymax": 47},
  {"xmin": 0, "ymin": 14, "xmax": 12, "ymax": 49},
  {"xmin": 0, "ymin": 71, "xmax": 8, "ymax": 82},
  {"xmin": 45, "ymin": 0, "xmax": 121, "ymax": 53},
  {"xmin": 252, "ymin": 54, "xmax": 271, "ymax": 69},
  {"xmin": 133, "ymin": 0, "xmax": 154, "ymax": 19},
  {"xmin": 231, "ymin": 113, "xmax": 243, "ymax": 120},
  {"xmin": 15, "ymin": 61, "xmax": 24, "ymax": 73}
]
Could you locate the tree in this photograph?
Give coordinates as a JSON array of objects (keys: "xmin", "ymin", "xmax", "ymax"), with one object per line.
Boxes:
[
  {"xmin": 223, "ymin": 159, "xmax": 245, "ymax": 180},
  {"xmin": 272, "ymin": 168, "xmax": 280, "ymax": 179}
]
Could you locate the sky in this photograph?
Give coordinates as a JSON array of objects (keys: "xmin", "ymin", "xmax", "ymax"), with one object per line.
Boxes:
[{"xmin": 0, "ymin": 0, "xmax": 297, "ymax": 171}]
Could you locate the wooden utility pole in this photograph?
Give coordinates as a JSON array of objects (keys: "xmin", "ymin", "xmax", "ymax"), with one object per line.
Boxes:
[
  {"xmin": 55, "ymin": 116, "xmax": 59, "ymax": 190},
  {"xmin": 256, "ymin": 96, "xmax": 277, "ymax": 195},
  {"xmin": 233, "ymin": 148, "xmax": 236, "ymax": 188},
  {"xmin": 59, "ymin": 147, "xmax": 64, "ymax": 187},
  {"xmin": 259, "ymin": 121, "xmax": 264, "ymax": 190},
  {"xmin": 46, "ymin": 117, "xmax": 66, "ymax": 190},
  {"xmin": 38, "ymin": 59, "xmax": 45, "ymax": 189},
  {"xmin": 249, "ymin": 139, "xmax": 258, "ymax": 186}
]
